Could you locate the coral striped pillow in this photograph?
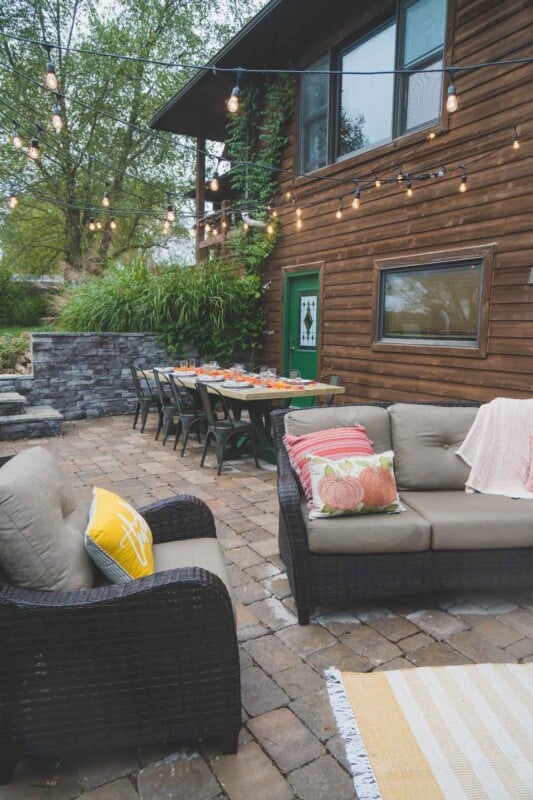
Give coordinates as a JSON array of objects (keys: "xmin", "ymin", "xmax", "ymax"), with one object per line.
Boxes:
[{"xmin": 283, "ymin": 425, "xmax": 374, "ymax": 501}]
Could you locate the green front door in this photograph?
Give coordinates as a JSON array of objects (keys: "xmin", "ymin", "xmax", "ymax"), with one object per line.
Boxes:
[{"xmin": 284, "ymin": 272, "xmax": 320, "ymax": 403}]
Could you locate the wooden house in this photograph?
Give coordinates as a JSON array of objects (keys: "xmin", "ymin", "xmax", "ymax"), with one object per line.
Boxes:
[{"xmin": 150, "ymin": 0, "xmax": 533, "ymax": 403}]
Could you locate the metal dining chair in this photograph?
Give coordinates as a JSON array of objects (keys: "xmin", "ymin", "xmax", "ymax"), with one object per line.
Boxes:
[
  {"xmin": 196, "ymin": 382, "xmax": 259, "ymax": 474},
  {"xmin": 153, "ymin": 369, "xmax": 179, "ymax": 444},
  {"xmin": 311, "ymin": 373, "xmax": 342, "ymax": 406},
  {"xmin": 167, "ymin": 374, "xmax": 207, "ymax": 456},
  {"xmin": 279, "ymin": 369, "xmax": 302, "ymax": 408},
  {"xmin": 130, "ymin": 365, "xmax": 160, "ymax": 432}
]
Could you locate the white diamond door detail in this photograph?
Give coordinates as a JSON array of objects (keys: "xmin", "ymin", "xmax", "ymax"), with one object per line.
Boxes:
[{"xmin": 299, "ymin": 293, "xmax": 318, "ymax": 349}]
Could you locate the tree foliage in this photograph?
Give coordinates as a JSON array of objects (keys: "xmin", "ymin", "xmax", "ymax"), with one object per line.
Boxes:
[{"xmin": 0, "ymin": 0, "xmax": 267, "ymax": 275}]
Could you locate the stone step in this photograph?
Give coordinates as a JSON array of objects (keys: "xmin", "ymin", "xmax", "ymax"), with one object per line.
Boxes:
[
  {"xmin": 0, "ymin": 392, "xmax": 28, "ymax": 416},
  {"xmin": 0, "ymin": 405, "xmax": 63, "ymax": 441}
]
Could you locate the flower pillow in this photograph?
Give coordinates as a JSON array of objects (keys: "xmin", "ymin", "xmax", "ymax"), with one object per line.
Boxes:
[
  {"xmin": 283, "ymin": 425, "xmax": 374, "ymax": 501},
  {"xmin": 306, "ymin": 452, "xmax": 403, "ymax": 519},
  {"xmin": 84, "ymin": 487, "xmax": 154, "ymax": 583}
]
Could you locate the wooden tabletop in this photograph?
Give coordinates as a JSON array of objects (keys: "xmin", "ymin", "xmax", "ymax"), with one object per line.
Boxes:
[{"xmin": 151, "ymin": 369, "xmax": 345, "ymax": 403}]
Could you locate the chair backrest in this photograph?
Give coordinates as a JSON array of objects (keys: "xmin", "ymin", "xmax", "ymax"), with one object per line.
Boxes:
[
  {"xmin": 168, "ymin": 374, "xmax": 198, "ymax": 413},
  {"xmin": 316, "ymin": 373, "xmax": 342, "ymax": 406},
  {"xmin": 130, "ymin": 365, "xmax": 150, "ymax": 400},
  {"xmin": 153, "ymin": 369, "xmax": 172, "ymax": 406},
  {"xmin": 196, "ymin": 383, "xmax": 231, "ymax": 427},
  {"xmin": 281, "ymin": 369, "xmax": 301, "ymax": 379}
]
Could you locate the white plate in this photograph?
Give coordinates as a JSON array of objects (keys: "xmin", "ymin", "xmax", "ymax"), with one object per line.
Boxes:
[
  {"xmin": 221, "ymin": 381, "xmax": 252, "ymax": 389},
  {"xmin": 173, "ymin": 370, "xmax": 197, "ymax": 377},
  {"xmin": 286, "ymin": 378, "xmax": 314, "ymax": 384},
  {"xmin": 196, "ymin": 375, "xmax": 225, "ymax": 382},
  {"xmin": 155, "ymin": 367, "xmax": 174, "ymax": 373}
]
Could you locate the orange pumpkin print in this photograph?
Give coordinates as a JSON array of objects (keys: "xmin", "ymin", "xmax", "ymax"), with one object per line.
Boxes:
[
  {"xmin": 359, "ymin": 466, "xmax": 397, "ymax": 508},
  {"xmin": 317, "ymin": 475, "xmax": 364, "ymax": 510}
]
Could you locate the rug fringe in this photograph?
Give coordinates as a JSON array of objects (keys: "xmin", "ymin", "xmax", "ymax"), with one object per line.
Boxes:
[{"xmin": 325, "ymin": 668, "xmax": 382, "ymax": 800}]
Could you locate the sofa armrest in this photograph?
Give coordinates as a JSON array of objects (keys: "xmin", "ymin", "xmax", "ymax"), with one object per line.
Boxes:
[{"xmin": 139, "ymin": 495, "xmax": 216, "ymax": 544}]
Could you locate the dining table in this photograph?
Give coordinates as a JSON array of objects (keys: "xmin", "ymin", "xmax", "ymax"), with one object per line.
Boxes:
[{"xmin": 151, "ymin": 367, "xmax": 345, "ymax": 463}]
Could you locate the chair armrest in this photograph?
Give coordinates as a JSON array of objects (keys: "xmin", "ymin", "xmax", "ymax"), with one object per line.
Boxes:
[
  {"xmin": 139, "ymin": 495, "xmax": 216, "ymax": 544},
  {"xmin": 277, "ymin": 446, "xmax": 309, "ymax": 553}
]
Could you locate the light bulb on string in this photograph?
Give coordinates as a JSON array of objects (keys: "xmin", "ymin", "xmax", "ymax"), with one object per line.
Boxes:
[
  {"xmin": 96, "ymin": 219, "xmax": 102, "ymax": 230},
  {"xmin": 212, "ymin": 227, "xmax": 219, "ymax": 236},
  {"xmin": 43, "ymin": 43, "xmax": 58, "ymax": 90},
  {"xmin": 397, "ymin": 172, "xmax": 404, "ymax": 183},
  {"xmin": 12, "ymin": 123, "xmax": 22, "ymax": 149},
  {"xmin": 163, "ymin": 219, "xmax": 170, "ymax": 233},
  {"xmin": 8, "ymin": 188, "xmax": 18, "ymax": 209},
  {"xmin": 109, "ymin": 217, "xmax": 117, "ymax": 231},
  {"xmin": 459, "ymin": 168, "xmax": 467, "ymax": 192},
  {"xmin": 166, "ymin": 204, "xmax": 175, "ymax": 222},
  {"xmin": 243, "ymin": 221, "xmax": 250, "ymax": 233},
  {"xmin": 427, "ymin": 130, "xmax": 437, "ymax": 140},
  {"xmin": 266, "ymin": 222, "xmax": 274, "ymax": 236},
  {"xmin": 446, "ymin": 71, "xmax": 458, "ymax": 113},
  {"xmin": 352, "ymin": 188, "xmax": 361, "ymax": 210},
  {"xmin": 221, "ymin": 217, "xmax": 228, "ymax": 230},
  {"xmin": 227, "ymin": 69, "xmax": 242, "ymax": 113},
  {"xmin": 209, "ymin": 165, "xmax": 220, "ymax": 192},
  {"xmin": 88, "ymin": 217, "xmax": 96, "ymax": 232},
  {"xmin": 272, "ymin": 208, "xmax": 278, "ymax": 218},
  {"xmin": 102, "ymin": 186, "xmax": 111, "ymax": 207},
  {"xmin": 28, "ymin": 137, "xmax": 40, "ymax": 160},
  {"xmin": 374, "ymin": 176, "xmax": 381, "ymax": 188},
  {"xmin": 205, "ymin": 221, "xmax": 211, "ymax": 233},
  {"xmin": 512, "ymin": 125, "xmax": 520, "ymax": 150},
  {"xmin": 406, "ymin": 181, "xmax": 413, "ymax": 198},
  {"xmin": 335, "ymin": 200, "xmax": 343, "ymax": 220},
  {"xmin": 51, "ymin": 102, "xmax": 62, "ymax": 132},
  {"xmin": 296, "ymin": 218, "xmax": 303, "ymax": 231},
  {"xmin": 295, "ymin": 206, "xmax": 303, "ymax": 219}
]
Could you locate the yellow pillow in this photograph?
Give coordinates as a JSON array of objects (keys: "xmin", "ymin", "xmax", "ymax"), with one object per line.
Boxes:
[{"xmin": 84, "ymin": 487, "xmax": 154, "ymax": 583}]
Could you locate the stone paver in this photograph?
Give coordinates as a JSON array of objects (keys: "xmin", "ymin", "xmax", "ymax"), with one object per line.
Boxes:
[
  {"xmin": 248, "ymin": 708, "xmax": 324, "ymax": 772},
  {"xmin": 2, "ymin": 415, "xmax": 532, "ymax": 800},
  {"xmin": 210, "ymin": 742, "xmax": 293, "ymax": 800},
  {"xmin": 137, "ymin": 755, "xmax": 220, "ymax": 800},
  {"xmin": 288, "ymin": 755, "xmax": 354, "ymax": 800}
]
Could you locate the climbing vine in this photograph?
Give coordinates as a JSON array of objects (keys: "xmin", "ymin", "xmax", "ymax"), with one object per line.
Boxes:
[{"xmin": 225, "ymin": 75, "xmax": 295, "ymax": 273}]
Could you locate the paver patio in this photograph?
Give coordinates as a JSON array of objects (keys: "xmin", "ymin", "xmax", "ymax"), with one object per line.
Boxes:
[{"xmin": 1, "ymin": 414, "xmax": 532, "ymax": 800}]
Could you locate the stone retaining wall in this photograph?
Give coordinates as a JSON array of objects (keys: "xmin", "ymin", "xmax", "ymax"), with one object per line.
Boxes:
[{"xmin": 0, "ymin": 333, "xmax": 174, "ymax": 420}]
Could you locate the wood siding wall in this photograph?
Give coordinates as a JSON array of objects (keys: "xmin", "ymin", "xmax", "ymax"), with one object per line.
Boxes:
[{"xmin": 260, "ymin": 0, "xmax": 533, "ymax": 402}]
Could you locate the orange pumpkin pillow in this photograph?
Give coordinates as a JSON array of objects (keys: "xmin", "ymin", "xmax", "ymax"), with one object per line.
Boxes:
[{"xmin": 305, "ymin": 452, "xmax": 403, "ymax": 519}]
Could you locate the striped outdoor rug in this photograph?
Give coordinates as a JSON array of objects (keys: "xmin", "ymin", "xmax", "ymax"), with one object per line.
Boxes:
[{"xmin": 326, "ymin": 663, "xmax": 533, "ymax": 800}]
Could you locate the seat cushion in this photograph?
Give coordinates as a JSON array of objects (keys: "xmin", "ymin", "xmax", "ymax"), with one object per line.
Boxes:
[
  {"xmin": 285, "ymin": 405, "xmax": 392, "ymax": 460},
  {"xmin": 0, "ymin": 446, "xmax": 93, "ymax": 590},
  {"xmin": 402, "ymin": 491, "xmax": 533, "ymax": 549},
  {"xmin": 389, "ymin": 404, "xmax": 478, "ymax": 490},
  {"xmin": 153, "ymin": 537, "xmax": 233, "ymax": 605},
  {"xmin": 303, "ymin": 498, "xmax": 430, "ymax": 554},
  {"xmin": 84, "ymin": 487, "xmax": 155, "ymax": 583}
]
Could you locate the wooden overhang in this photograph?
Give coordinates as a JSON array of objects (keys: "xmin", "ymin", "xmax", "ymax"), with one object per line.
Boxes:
[{"xmin": 149, "ymin": 0, "xmax": 358, "ymax": 140}]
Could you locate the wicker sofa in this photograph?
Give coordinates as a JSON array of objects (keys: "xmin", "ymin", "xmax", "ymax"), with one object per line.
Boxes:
[
  {"xmin": 272, "ymin": 403, "xmax": 533, "ymax": 625},
  {"xmin": 0, "ymin": 449, "xmax": 240, "ymax": 784}
]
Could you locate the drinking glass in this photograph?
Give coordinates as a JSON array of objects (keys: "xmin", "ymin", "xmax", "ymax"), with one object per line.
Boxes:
[
  {"xmin": 259, "ymin": 366, "xmax": 269, "ymax": 385},
  {"xmin": 180, "ymin": 359, "xmax": 188, "ymax": 368},
  {"xmin": 188, "ymin": 358, "xmax": 197, "ymax": 368}
]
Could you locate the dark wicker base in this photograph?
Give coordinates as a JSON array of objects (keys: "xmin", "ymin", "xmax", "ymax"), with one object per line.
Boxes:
[{"xmin": 273, "ymin": 404, "xmax": 533, "ymax": 624}]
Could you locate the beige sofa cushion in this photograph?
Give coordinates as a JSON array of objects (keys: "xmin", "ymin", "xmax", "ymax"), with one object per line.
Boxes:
[
  {"xmin": 389, "ymin": 404, "xmax": 478, "ymax": 490},
  {"xmin": 153, "ymin": 537, "xmax": 233, "ymax": 606},
  {"xmin": 402, "ymin": 491, "xmax": 533, "ymax": 550},
  {"xmin": 285, "ymin": 405, "xmax": 392, "ymax": 453},
  {"xmin": 303, "ymin": 498, "xmax": 431, "ymax": 554},
  {"xmin": 0, "ymin": 446, "xmax": 93, "ymax": 590}
]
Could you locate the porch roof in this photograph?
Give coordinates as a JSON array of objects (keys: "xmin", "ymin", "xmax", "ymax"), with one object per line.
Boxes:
[{"xmin": 149, "ymin": 0, "xmax": 356, "ymax": 141}]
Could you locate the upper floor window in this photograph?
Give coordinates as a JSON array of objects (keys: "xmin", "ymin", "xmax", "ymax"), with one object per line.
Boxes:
[{"xmin": 298, "ymin": 0, "xmax": 447, "ymax": 172}]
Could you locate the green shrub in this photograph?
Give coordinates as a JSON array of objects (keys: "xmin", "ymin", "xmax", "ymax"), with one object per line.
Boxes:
[
  {"xmin": 0, "ymin": 334, "xmax": 28, "ymax": 372},
  {"xmin": 57, "ymin": 259, "xmax": 265, "ymax": 361},
  {"xmin": 0, "ymin": 267, "xmax": 50, "ymax": 326}
]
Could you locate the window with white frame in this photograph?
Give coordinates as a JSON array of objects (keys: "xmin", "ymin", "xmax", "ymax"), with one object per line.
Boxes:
[{"xmin": 298, "ymin": 0, "xmax": 447, "ymax": 172}]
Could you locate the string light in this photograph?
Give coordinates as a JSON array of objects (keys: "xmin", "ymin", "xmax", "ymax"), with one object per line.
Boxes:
[
  {"xmin": 102, "ymin": 188, "xmax": 111, "ymax": 207},
  {"xmin": 109, "ymin": 217, "xmax": 116, "ymax": 230},
  {"xmin": 374, "ymin": 175, "xmax": 381, "ymax": 188},
  {"xmin": 221, "ymin": 217, "xmax": 228, "ymax": 230},
  {"xmin": 28, "ymin": 137, "xmax": 39, "ymax": 159},
  {"xmin": 88, "ymin": 216, "xmax": 96, "ymax": 231},
  {"xmin": 243, "ymin": 220, "xmax": 249, "ymax": 233},
  {"xmin": 459, "ymin": 167, "xmax": 467, "ymax": 192},
  {"xmin": 406, "ymin": 181, "xmax": 413, "ymax": 197},
  {"xmin": 12, "ymin": 122, "xmax": 22, "ymax": 148},
  {"xmin": 285, "ymin": 187, "xmax": 293, "ymax": 201},
  {"xmin": 227, "ymin": 69, "xmax": 242, "ymax": 113},
  {"xmin": 352, "ymin": 188, "xmax": 361, "ymax": 209},
  {"xmin": 271, "ymin": 208, "xmax": 278, "ymax": 218},
  {"xmin": 446, "ymin": 71, "xmax": 458, "ymax": 113},
  {"xmin": 96, "ymin": 219, "xmax": 102, "ymax": 230},
  {"xmin": 43, "ymin": 43, "xmax": 58, "ymax": 90},
  {"xmin": 296, "ymin": 218, "xmax": 303, "ymax": 230},
  {"xmin": 163, "ymin": 218, "xmax": 170, "ymax": 232},
  {"xmin": 295, "ymin": 205, "xmax": 303, "ymax": 219},
  {"xmin": 209, "ymin": 161, "xmax": 220, "ymax": 192},
  {"xmin": 512, "ymin": 125, "xmax": 520, "ymax": 150},
  {"xmin": 51, "ymin": 101, "xmax": 62, "ymax": 132},
  {"xmin": 8, "ymin": 187, "xmax": 18, "ymax": 208},
  {"xmin": 166, "ymin": 204, "xmax": 175, "ymax": 222},
  {"xmin": 266, "ymin": 221, "xmax": 274, "ymax": 235},
  {"xmin": 335, "ymin": 199, "xmax": 343, "ymax": 220},
  {"xmin": 205, "ymin": 221, "xmax": 211, "ymax": 233}
]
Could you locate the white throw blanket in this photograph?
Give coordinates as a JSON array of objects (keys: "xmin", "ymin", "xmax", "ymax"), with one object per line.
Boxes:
[{"xmin": 456, "ymin": 397, "xmax": 533, "ymax": 498}]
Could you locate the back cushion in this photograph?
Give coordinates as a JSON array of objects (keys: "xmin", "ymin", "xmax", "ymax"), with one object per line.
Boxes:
[
  {"xmin": 0, "ymin": 446, "xmax": 93, "ymax": 590},
  {"xmin": 389, "ymin": 404, "xmax": 479, "ymax": 490},
  {"xmin": 284, "ymin": 405, "xmax": 392, "ymax": 453}
]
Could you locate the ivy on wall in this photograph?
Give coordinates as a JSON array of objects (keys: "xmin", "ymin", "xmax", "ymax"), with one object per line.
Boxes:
[{"xmin": 225, "ymin": 75, "xmax": 295, "ymax": 273}]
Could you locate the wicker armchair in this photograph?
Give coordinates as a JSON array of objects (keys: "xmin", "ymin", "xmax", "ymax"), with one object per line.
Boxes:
[{"xmin": 0, "ymin": 492, "xmax": 240, "ymax": 784}]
